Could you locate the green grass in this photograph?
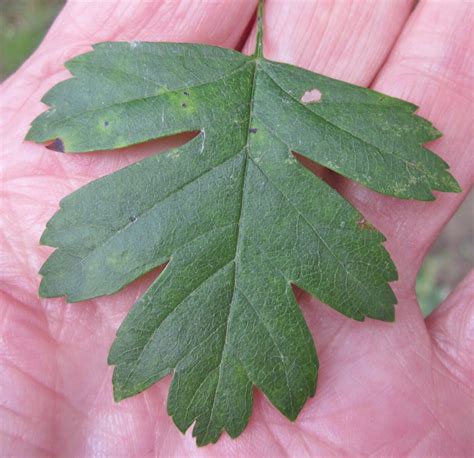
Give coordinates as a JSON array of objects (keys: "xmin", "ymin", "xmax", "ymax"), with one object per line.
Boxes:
[
  {"xmin": 416, "ymin": 193, "xmax": 473, "ymax": 317},
  {"xmin": 0, "ymin": 0, "xmax": 64, "ymax": 79},
  {"xmin": 416, "ymin": 259, "xmax": 451, "ymax": 317}
]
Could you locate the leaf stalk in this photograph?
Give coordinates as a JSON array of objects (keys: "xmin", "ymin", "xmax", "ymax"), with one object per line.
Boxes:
[{"xmin": 255, "ymin": 0, "xmax": 264, "ymax": 58}]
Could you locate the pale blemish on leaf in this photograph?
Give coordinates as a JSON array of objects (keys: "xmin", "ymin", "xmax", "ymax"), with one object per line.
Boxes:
[{"xmin": 301, "ymin": 89, "xmax": 322, "ymax": 104}]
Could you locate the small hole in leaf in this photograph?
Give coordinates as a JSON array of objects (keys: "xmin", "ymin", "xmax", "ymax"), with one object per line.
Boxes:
[
  {"xmin": 249, "ymin": 128, "xmax": 258, "ymax": 134},
  {"xmin": 181, "ymin": 103, "xmax": 187, "ymax": 108},
  {"xmin": 104, "ymin": 121, "xmax": 109, "ymax": 127},
  {"xmin": 301, "ymin": 89, "xmax": 322, "ymax": 104},
  {"xmin": 183, "ymin": 91, "xmax": 189, "ymax": 96},
  {"xmin": 130, "ymin": 216, "xmax": 137, "ymax": 223}
]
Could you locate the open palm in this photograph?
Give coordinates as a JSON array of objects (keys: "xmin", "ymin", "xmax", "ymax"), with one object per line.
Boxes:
[{"xmin": 1, "ymin": 1, "xmax": 472, "ymax": 456}]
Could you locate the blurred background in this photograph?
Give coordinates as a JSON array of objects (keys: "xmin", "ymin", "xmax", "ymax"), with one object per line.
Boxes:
[
  {"xmin": 1, "ymin": 0, "xmax": 472, "ymax": 317},
  {"xmin": 0, "ymin": 0, "xmax": 63, "ymax": 78}
]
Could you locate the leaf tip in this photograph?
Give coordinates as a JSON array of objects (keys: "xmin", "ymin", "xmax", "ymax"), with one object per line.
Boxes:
[
  {"xmin": 112, "ymin": 383, "xmax": 129, "ymax": 403},
  {"xmin": 286, "ymin": 410, "xmax": 300, "ymax": 422},
  {"xmin": 444, "ymin": 173, "xmax": 462, "ymax": 194},
  {"xmin": 381, "ymin": 305, "xmax": 396, "ymax": 323},
  {"xmin": 24, "ymin": 127, "xmax": 35, "ymax": 142},
  {"xmin": 38, "ymin": 280, "xmax": 49, "ymax": 298},
  {"xmin": 38, "ymin": 277, "xmax": 58, "ymax": 299}
]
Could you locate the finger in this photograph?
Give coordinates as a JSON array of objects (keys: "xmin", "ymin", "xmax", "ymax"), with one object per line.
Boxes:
[
  {"xmin": 42, "ymin": 0, "xmax": 256, "ymax": 48},
  {"xmin": 0, "ymin": 292, "xmax": 56, "ymax": 456},
  {"xmin": 244, "ymin": 0, "xmax": 414, "ymax": 84},
  {"xmin": 426, "ymin": 270, "xmax": 473, "ymax": 391},
  {"xmin": 338, "ymin": 0, "xmax": 474, "ymax": 282}
]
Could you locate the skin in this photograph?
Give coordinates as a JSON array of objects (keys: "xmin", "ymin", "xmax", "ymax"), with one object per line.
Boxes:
[{"xmin": 0, "ymin": 0, "xmax": 473, "ymax": 456}]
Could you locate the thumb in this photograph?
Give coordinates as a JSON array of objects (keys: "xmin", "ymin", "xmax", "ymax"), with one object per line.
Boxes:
[{"xmin": 426, "ymin": 270, "xmax": 473, "ymax": 391}]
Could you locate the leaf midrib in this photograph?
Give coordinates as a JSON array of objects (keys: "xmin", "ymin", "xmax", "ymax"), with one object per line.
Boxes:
[{"xmin": 200, "ymin": 57, "xmax": 261, "ymax": 441}]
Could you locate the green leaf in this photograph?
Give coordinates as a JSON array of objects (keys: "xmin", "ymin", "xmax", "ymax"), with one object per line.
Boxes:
[{"xmin": 26, "ymin": 9, "xmax": 460, "ymax": 446}]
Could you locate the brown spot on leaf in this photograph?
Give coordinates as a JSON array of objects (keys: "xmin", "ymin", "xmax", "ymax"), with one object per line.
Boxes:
[
  {"xmin": 301, "ymin": 89, "xmax": 322, "ymax": 104},
  {"xmin": 46, "ymin": 138, "xmax": 65, "ymax": 153}
]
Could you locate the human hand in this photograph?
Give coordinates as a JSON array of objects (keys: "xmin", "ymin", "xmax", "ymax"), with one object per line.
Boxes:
[{"xmin": 1, "ymin": 1, "xmax": 472, "ymax": 455}]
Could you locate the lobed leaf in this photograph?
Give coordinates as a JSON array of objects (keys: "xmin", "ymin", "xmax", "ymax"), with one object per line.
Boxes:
[{"xmin": 27, "ymin": 39, "xmax": 460, "ymax": 445}]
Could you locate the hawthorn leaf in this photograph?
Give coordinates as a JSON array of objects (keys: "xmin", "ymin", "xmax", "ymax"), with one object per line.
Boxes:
[{"xmin": 26, "ymin": 3, "xmax": 460, "ymax": 447}]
